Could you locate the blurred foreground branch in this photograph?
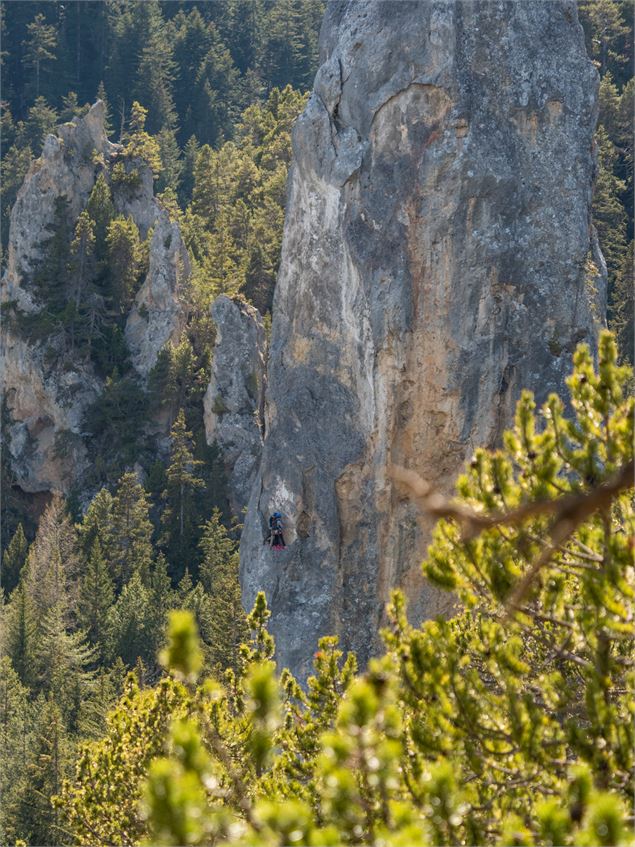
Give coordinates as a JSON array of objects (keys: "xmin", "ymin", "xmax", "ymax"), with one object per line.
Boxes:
[{"xmin": 389, "ymin": 460, "xmax": 634, "ymax": 610}]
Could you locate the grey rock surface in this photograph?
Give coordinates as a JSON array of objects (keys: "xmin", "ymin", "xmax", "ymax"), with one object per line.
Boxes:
[
  {"xmin": 204, "ymin": 295, "xmax": 266, "ymax": 518},
  {"xmin": 125, "ymin": 211, "xmax": 190, "ymax": 377},
  {"xmin": 240, "ymin": 0, "xmax": 604, "ymax": 679}
]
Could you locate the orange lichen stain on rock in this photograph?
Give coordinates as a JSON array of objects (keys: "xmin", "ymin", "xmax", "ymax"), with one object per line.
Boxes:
[
  {"xmin": 454, "ymin": 118, "xmax": 469, "ymax": 139},
  {"xmin": 512, "ymin": 109, "xmax": 540, "ymax": 147}
]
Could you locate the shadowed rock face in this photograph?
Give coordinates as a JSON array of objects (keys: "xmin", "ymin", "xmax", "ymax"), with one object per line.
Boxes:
[
  {"xmin": 240, "ymin": 0, "xmax": 604, "ymax": 679},
  {"xmin": 203, "ymin": 296, "xmax": 267, "ymax": 518}
]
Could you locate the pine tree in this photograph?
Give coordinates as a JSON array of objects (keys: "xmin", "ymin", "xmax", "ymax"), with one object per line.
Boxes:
[
  {"xmin": 96, "ymin": 81, "xmax": 113, "ymax": 135},
  {"xmin": 1, "ymin": 143, "xmax": 32, "ymax": 250},
  {"xmin": 146, "ymin": 554, "xmax": 175, "ymax": 657},
  {"xmin": 23, "ymin": 495, "xmax": 81, "ymax": 626},
  {"xmin": 133, "ymin": 0, "xmax": 177, "ymax": 134},
  {"xmin": 35, "ymin": 601, "xmax": 95, "ymax": 732},
  {"xmin": 59, "ymin": 91, "xmax": 86, "ymax": 123},
  {"xmin": 106, "ymin": 215, "xmax": 143, "ymax": 311},
  {"xmin": 107, "ymin": 472, "xmax": 154, "ymax": 588},
  {"xmin": 22, "ymin": 12, "xmax": 57, "ymax": 97},
  {"xmin": 106, "ymin": 572, "xmax": 155, "ymax": 667},
  {"xmin": 2, "ymin": 581, "xmax": 37, "ymax": 689},
  {"xmin": 78, "ymin": 487, "xmax": 113, "ymax": 555},
  {"xmin": 610, "ymin": 240, "xmax": 634, "ymax": 362},
  {"xmin": 123, "ymin": 101, "xmax": 162, "ymax": 176},
  {"xmin": 20, "ymin": 96, "xmax": 58, "ymax": 152},
  {"xmin": 68, "ymin": 209, "xmax": 96, "ymax": 352},
  {"xmin": 221, "ymin": 0, "xmax": 263, "ymax": 74},
  {"xmin": 172, "ymin": 9, "xmax": 238, "ymax": 146},
  {"xmin": 29, "ymin": 195, "xmax": 72, "ymax": 332},
  {"xmin": 156, "ymin": 127, "xmax": 183, "ymax": 194},
  {"xmin": 593, "ymin": 124, "xmax": 628, "ymax": 281},
  {"xmin": 11, "ymin": 698, "xmax": 68, "ymax": 846},
  {"xmin": 179, "ymin": 134, "xmax": 199, "ymax": 206},
  {"xmin": 83, "ymin": 371, "xmax": 150, "ymax": 475},
  {"xmin": 198, "ymin": 509, "xmax": 247, "ymax": 673},
  {"xmin": 1, "ymin": 523, "xmax": 28, "ymax": 596},
  {"xmin": 0, "ymin": 657, "xmax": 32, "ymax": 845},
  {"xmin": 78, "ymin": 539, "xmax": 115, "ymax": 656},
  {"xmin": 85, "ymin": 173, "xmax": 115, "ymax": 259},
  {"xmin": 579, "ymin": 0, "xmax": 630, "ymax": 75},
  {"xmin": 160, "ymin": 410, "xmax": 205, "ymax": 579}
]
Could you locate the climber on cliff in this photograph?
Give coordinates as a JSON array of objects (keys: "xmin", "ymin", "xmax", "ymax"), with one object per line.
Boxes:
[{"xmin": 264, "ymin": 512, "xmax": 286, "ymax": 549}]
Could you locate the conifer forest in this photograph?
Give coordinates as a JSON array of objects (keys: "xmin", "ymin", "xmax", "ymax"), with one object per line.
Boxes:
[{"xmin": 0, "ymin": 1, "xmax": 633, "ymax": 845}]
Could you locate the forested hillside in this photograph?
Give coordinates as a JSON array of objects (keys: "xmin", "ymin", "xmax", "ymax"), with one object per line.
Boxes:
[
  {"xmin": 0, "ymin": 1, "xmax": 633, "ymax": 845},
  {"xmin": 1, "ymin": 2, "xmax": 322, "ymax": 841},
  {"xmin": 578, "ymin": 0, "xmax": 634, "ymax": 361}
]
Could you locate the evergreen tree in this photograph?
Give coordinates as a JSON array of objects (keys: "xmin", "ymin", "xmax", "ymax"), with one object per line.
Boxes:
[
  {"xmin": 2, "ymin": 581, "xmax": 37, "ymax": 689},
  {"xmin": 198, "ymin": 509, "xmax": 247, "ymax": 673},
  {"xmin": 59, "ymin": 91, "xmax": 87, "ymax": 123},
  {"xmin": 77, "ymin": 487, "xmax": 113, "ymax": 555},
  {"xmin": 0, "ymin": 657, "xmax": 32, "ymax": 845},
  {"xmin": 146, "ymin": 554, "xmax": 176, "ymax": 656},
  {"xmin": 579, "ymin": 0, "xmax": 630, "ymax": 75},
  {"xmin": 123, "ymin": 101, "xmax": 162, "ymax": 176},
  {"xmin": 134, "ymin": 1, "xmax": 177, "ymax": 134},
  {"xmin": 220, "ymin": 0, "xmax": 263, "ymax": 74},
  {"xmin": 11, "ymin": 698, "xmax": 68, "ymax": 846},
  {"xmin": 22, "ymin": 12, "xmax": 57, "ymax": 98},
  {"xmin": 1, "ymin": 523, "xmax": 28, "ymax": 596},
  {"xmin": 96, "ymin": 81, "xmax": 113, "ymax": 135},
  {"xmin": 107, "ymin": 472, "xmax": 154, "ymax": 588},
  {"xmin": 106, "ymin": 215, "xmax": 143, "ymax": 311},
  {"xmin": 23, "ymin": 495, "xmax": 81, "ymax": 626},
  {"xmin": 160, "ymin": 409, "xmax": 205, "ymax": 578},
  {"xmin": 20, "ymin": 96, "xmax": 58, "ymax": 151},
  {"xmin": 172, "ymin": 9, "xmax": 238, "ymax": 146},
  {"xmin": 0, "ymin": 143, "xmax": 31, "ymax": 250},
  {"xmin": 28, "ymin": 195, "xmax": 72, "ymax": 334},
  {"xmin": 610, "ymin": 239, "xmax": 634, "ymax": 362},
  {"xmin": 78, "ymin": 539, "xmax": 114, "ymax": 656},
  {"xmin": 106, "ymin": 572, "xmax": 155, "ymax": 667},
  {"xmin": 83, "ymin": 371, "xmax": 150, "ymax": 476},
  {"xmin": 179, "ymin": 134, "xmax": 200, "ymax": 206},
  {"xmin": 85, "ymin": 173, "xmax": 115, "ymax": 259},
  {"xmin": 156, "ymin": 127, "xmax": 183, "ymax": 194},
  {"xmin": 68, "ymin": 209, "xmax": 96, "ymax": 352},
  {"xmin": 35, "ymin": 601, "xmax": 95, "ymax": 732},
  {"xmin": 593, "ymin": 124, "xmax": 628, "ymax": 281}
]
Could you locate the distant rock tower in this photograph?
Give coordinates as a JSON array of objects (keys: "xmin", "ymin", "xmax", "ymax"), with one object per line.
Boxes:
[{"xmin": 240, "ymin": 0, "xmax": 604, "ymax": 678}]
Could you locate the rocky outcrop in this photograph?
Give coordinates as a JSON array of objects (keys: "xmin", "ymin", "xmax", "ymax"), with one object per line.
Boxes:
[
  {"xmin": 1, "ymin": 101, "xmax": 189, "ymax": 495},
  {"xmin": 125, "ymin": 212, "xmax": 190, "ymax": 377},
  {"xmin": 203, "ymin": 295, "xmax": 266, "ymax": 518},
  {"xmin": 2, "ymin": 103, "xmax": 114, "ymax": 492},
  {"xmin": 240, "ymin": 0, "xmax": 604, "ymax": 678}
]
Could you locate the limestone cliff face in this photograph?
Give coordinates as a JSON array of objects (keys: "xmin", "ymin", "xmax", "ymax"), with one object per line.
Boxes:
[
  {"xmin": 203, "ymin": 295, "xmax": 266, "ymax": 518},
  {"xmin": 125, "ymin": 213, "xmax": 190, "ymax": 377},
  {"xmin": 240, "ymin": 0, "xmax": 604, "ymax": 678},
  {"xmin": 1, "ymin": 102, "xmax": 189, "ymax": 494}
]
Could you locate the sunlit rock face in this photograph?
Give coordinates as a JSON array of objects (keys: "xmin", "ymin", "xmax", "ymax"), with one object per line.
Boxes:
[{"xmin": 240, "ymin": 0, "xmax": 604, "ymax": 679}]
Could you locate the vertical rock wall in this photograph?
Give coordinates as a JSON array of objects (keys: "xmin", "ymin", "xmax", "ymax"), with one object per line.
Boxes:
[
  {"xmin": 240, "ymin": 0, "xmax": 604, "ymax": 678},
  {"xmin": 203, "ymin": 295, "xmax": 267, "ymax": 518}
]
